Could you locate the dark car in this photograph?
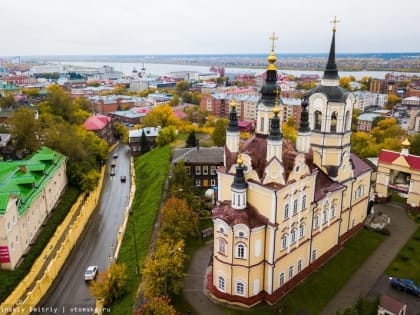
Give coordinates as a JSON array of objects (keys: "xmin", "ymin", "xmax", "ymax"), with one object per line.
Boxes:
[
  {"xmin": 120, "ymin": 176, "xmax": 126, "ymax": 182},
  {"xmin": 389, "ymin": 277, "xmax": 420, "ymax": 297}
]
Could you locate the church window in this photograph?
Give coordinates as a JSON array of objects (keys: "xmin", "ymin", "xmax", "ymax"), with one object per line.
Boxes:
[
  {"xmin": 238, "ymin": 231, "xmax": 244, "ymax": 238},
  {"xmin": 260, "ymin": 117, "xmax": 264, "ymax": 132},
  {"xmin": 218, "ymin": 276, "xmax": 225, "ymax": 291},
  {"xmin": 236, "ymin": 282, "xmax": 245, "ymax": 296},
  {"xmin": 312, "ymin": 249, "xmax": 317, "ymax": 262},
  {"xmin": 314, "ymin": 110, "xmax": 322, "ymax": 131},
  {"xmin": 314, "ymin": 215, "xmax": 319, "ymax": 228},
  {"xmin": 302, "ymin": 195, "xmax": 307, "ymax": 210},
  {"xmin": 299, "ymin": 224, "xmax": 305, "ymax": 239},
  {"xmin": 279, "ymin": 272, "xmax": 285, "ymax": 286},
  {"xmin": 291, "ymin": 229, "xmax": 296, "ymax": 243},
  {"xmin": 288, "ymin": 265, "xmax": 294, "ymax": 279},
  {"xmin": 219, "ymin": 227, "xmax": 224, "ymax": 233},
  {"xmin": 331, "ymin": 205, "xmax": 336, "ymax": 218},
  {"xmin": 345, "ymin": 111, "xmax": 351, "ymax": 131},
  {"xmin": 218, "ymin": 238, "xmax": 226, "ymax": 255},
  {"xmin": 298, "ymin": 259, "xmax": 303, "ymax": 273},
  {"xmin": 281, "ymin": 234, "xmax": 288, "ymax": 250},
  {"xmin": 236, "ymin": 243, "xmax": 246, "ymax": 259},
  {"xmin": 323, "ymin": 209, "xmax": 328, "ymax": 223},
  {"xmin": 330, "ymin": 112, "xmax": 338, "ymax": 132},
  {"xmin": 293, "ymin": 200, "xmax": 298, "ymax": 215},
  {"xmin": 284, "ymin": 204, "xmax": 289, "ymax": 219}
]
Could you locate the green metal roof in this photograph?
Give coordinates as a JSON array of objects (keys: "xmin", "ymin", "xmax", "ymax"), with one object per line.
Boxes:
[{"xmin": 0, "ymin": 146, "xmax": 67, "ymax": 216}]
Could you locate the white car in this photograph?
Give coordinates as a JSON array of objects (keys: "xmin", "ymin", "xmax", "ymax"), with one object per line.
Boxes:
[{"xmin": 84, "ymin": 265, "xmax": 98, "ymax": 281}]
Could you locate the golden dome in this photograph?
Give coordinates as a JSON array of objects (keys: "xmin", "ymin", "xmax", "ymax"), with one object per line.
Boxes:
[
  {"xmin": 402, "ymin": 138, "xmax": 411, "ymax": 147},
  {"xmin": 237, "ymin": 155, "xmax": 243, "ymax": 166},
  {"xmin": 268, "ymin": 51, "xmax": 277, "ymax": 64},
  {"xmin": 273, "ymin": 103, "xmax": 280, "ymax": 115},
  {"xmin": 230, "ymin": 98, "xmax": 237, "ymax": 109}
]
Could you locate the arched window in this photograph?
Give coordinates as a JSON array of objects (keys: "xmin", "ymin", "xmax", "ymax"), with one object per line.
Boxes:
[
  {"xmin": 314, "ymin": 110, "xmax": 322, "ymax": 131},
  {"xmin": 293, "ymin": 199, "xmax": 298, "ymax": 215},
  {"xmin": 236, "ymin": 282, "xmax": 245, "ymax": 296},
  {"xmin": 284, "ymin": 204, "xmax": 289, "ymax": 219},
  {"xmin": 314, "ymin": 215, "xmax": 319, "ymax": 228},
  {"xmin": 298, "ymin": 259, "xmax": 303, "ymax": 273},
  {"xmin": 345, "ymin": 111, "xmax": 351, "ymax": 131},
  {"xmin": 237, "ymin": 243, "xmax": 246, "ymax": 259},
  {"xmin": 218, "ymin": 238, "xmax": 226, "ymax": 254},
  {"xmin": 288, "ymin": 265, "xmax": 294, "ymax": 279},
  {"xmin": 302, "ymin": 195, "xmax": 307, "ymax": 210},
  {"xmin": 279, "ymin": 272, "xmax": 285, "ymax": 286},
  {"xmin": 218, "ymin": 276, "xmax": 225, "ymax": 291},
  {"xmin": 331, "ymin": 205, "xmax": 336, "ymax": 218},
  {"xmin": 291, "ymin": 229, "xmax": 296, "ymax": 243},
  {"xmin": 323, "ymin": 209, "xmax": 328, "ymax": 223},
  {"xmin": 299, "ymin": 223, "xmax": 305, "ymax": 239},
  {"xmin": 282, "ymin": 234, "xmax": 288, "ymax": 250},
  {"xmin": 330, "ymin": 112, "xmax": 338, "ymax": 132}
]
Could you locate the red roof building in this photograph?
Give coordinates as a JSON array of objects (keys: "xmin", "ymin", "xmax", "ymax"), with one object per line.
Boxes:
[{"xmin": 84, "ymin": 114, "xmax": 114, "ymax": 144}]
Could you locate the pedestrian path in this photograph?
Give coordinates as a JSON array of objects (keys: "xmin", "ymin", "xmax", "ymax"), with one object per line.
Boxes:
[{"xmin": 320, "ymin": 202, "xmax": 417, "ymax": 314}]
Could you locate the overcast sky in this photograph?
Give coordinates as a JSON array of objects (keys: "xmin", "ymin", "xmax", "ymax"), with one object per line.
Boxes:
[{"xmin": 1, "ymin": 0, "xmax": 419, "ymax": 56}]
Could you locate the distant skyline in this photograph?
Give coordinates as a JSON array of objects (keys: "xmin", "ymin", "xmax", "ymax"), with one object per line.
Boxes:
[{"xmin": 1, "ymin": 0, "xmax": 420, "ymax": 57}]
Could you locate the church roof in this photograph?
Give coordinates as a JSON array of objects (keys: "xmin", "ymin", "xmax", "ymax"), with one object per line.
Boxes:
[
  {"xmin": 314, "ymin": 170, "xmax": 345, "ymax": 201},
  {"xmin": 84, "ymin": 114, "xmax": 111, "ymax": 131},
  {"xmin": 308, "ymin": 85, "xmax": 349, "ymax": 102},
  {"xmin": 350, "ymin": 153, "xmax": 373, "ymax": 177},
  {"xmin": 379, "ymin": 149, "xmax": 420, "ymax": 171},
  {"xmin": 212, "ymin": 201, "xmax": 268, "ymax": 228}
]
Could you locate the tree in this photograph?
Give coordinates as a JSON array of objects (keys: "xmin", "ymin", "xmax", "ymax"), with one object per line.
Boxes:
[
  {"xmin": 142, "ymin": 239, "xmax": 186, "ymax": 298},
  {"xmin": 8, "ymin": 107, "xmax": 40, "ymax": 152},
  {"xmin": 175, "ymin": 80, "xmax": 189, "ymax": 95},
  {"xmin": 142, "ymin": 104, "xmax": 180, "ymax": 128},
  {"xmin": 159, "ymin": 197, "xmax": 198, "ymax": 242},
  {"xmin": 370, "ymin": 118, "xmax": 405, "ymax": 144},
  {"xmin": 186, "ymin": 130, "xmax": 197, "ymax": 147},
  {"xmin": 155, "ymin": 126, "xmax": 177, "ymax": 147},
  {"xmin": 140, "ymin": 130, "xmax": 150, "ymax": 153},
  {"xmin": 0, "ymin": 95, "xmax": 16, "ymax": 110},
  {"xmin": 339, "ymin": 77, "xmax": 352, "ymax": 90},
  {"xmin": 360, "ymin": 76, "xmax": 372, "ymax": 91},
  {"xmin": 351, "ymin": 109, "xmax": 362, "ymax": 132},
  {"xmin": 191, "ymin": 91, "xmax": 201, "ymax": 105},
  {"xmin": 113, "ymin": 122, "xmax": 129, "ymax": 143},
  {"xmin": 385, "ymin": 94, "xmax": 401, "ymax": 110},
  {"xmin": 90, "ymin": 263, "xmax": 128, "ymax": 306},
  {"xmin": 181, "ymin": 90, "xmax": 192, "ymax": 104},
  {"xmin": 137, "ymin": 296, "xmax": 176, "ymax": 315},
  {"xmin": 168, "ymin": 94, "xmax": 180, "ymax": 106},
  {"xmin": 282, "ymin": 117, "xmax": 297, "ymax": 143},
  {"xmin": 211, "ymin": 118, "xmax": 228, "ymax": 146},
  {"xmin": 409, "ymin": 133, "xmax": 420, "ymax": 156}
]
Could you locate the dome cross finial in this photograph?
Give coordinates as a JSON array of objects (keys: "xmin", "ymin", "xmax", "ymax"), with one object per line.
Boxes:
[
  {"xmin": 270, "ymin": 32, "xmax": 278, "ymax": 51},
  {"xmin": 330, "ymin": 16, "xmax": 340, "ymax": 32}
]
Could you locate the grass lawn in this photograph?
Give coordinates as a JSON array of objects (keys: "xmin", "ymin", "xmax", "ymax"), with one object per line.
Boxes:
[
  {"xmin": 173, "ymin": 229, "xmax": 385, "ymax": 315},
  {"xmin": 108, "ymin": 145, "xmax": 172, "ymax": 314},
  {"xmin": 0, "ymin": 186, "xmax": 80, "ymax": 302},
  {"xmin": 386, "ymin": 226, "xmax": 420, "ymax": 283}
]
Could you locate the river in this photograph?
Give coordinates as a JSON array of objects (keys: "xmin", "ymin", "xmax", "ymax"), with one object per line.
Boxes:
[{"xmin": 58, "ymin": 61, "xmax": 420, "ymax": 80}]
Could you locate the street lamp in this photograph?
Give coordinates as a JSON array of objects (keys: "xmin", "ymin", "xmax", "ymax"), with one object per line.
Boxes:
[{"xmin": 129, "ymin": 211, "xmax": 139, "ymax": 276}]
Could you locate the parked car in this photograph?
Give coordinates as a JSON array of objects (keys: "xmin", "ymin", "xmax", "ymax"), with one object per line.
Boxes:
[
  {"xmin": 389, "ymin": 277, "xmax": 420, "ymax": 296},
  {"xmin": 84, "ymin": 265, "xmax": 98, "ymax": 281},
  {"xmin": 120, "ymin": 176, "xmax": 126, "ymax": 182}
]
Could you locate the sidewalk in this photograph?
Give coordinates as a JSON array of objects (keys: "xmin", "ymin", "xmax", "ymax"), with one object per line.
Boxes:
[
  {"xmin": 182, "ymin": 242, "xmax": 225, "ymax": 315},
  {"xmin": 320, "ymin": 202, "xmax": 417, "ymax": 314}
]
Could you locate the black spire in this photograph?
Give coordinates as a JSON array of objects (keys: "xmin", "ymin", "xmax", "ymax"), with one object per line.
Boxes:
[
  {"xmin": 227, "ymin": 99, "xmax": 239, "ymax": 132},
  {"xmin": 268, "ymin": 105, "xmax": 282, "ymax": 140},
  {"xmin": 231, "ymin": 158, "xmax": 247, "ymax": 190},
  {"xmin": 298, "ymin": 96, "xmax": 310, "ymax": 132},
  {"xmin": 322, "ymin": 29, "xmax": 339, "ymax": 81}
]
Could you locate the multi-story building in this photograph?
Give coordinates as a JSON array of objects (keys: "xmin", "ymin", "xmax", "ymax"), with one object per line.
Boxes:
[
  {"xmin": 357, "ymin": 112, "xmax": 382, "ymax": 132},
  {"xmin": 353, "ymin": 91, "xmax": 387, "ymax": 111},
  {"xmin": 84, "ymin": 114, "xmax": 114, "ymax": 144},
  {"xmin": 208, "ymin": 27, "xmax": 372, "ymax": 307},
  {"xmin": 172, "ymin": 146, "xmax": 224, "ymax": 188},
  {"xmin": 128, "ymin": 127, "xmax": 161, "ymax": 156},
  {"xmin": 0, "ymin": 147, "xmax": 67, "ymax": 270}
]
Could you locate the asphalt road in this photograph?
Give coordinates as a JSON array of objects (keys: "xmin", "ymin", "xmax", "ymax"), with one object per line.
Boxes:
[{"xmin": 36, "ymin": 144, "xmax": 131, "ymax": 315}]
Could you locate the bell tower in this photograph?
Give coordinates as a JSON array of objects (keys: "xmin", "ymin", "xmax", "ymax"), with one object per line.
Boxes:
[{"xmin": 307, "ymin": 17, "xmax": 354, "ymax": 182}]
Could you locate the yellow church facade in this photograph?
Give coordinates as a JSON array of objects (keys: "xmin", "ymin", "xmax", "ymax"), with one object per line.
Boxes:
[{"xmin": 208, "ymin": 27, "xmax": 372, "ymax": 307}]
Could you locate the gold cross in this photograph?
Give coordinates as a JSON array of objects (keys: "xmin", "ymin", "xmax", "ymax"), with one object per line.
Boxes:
[
  {"xmin": 269, "ymin": 32, "xmax": 278, "ymax": 51},
  {"xmin": 330, "ymin": 16, "xmax": 340, "ymax": 32}
]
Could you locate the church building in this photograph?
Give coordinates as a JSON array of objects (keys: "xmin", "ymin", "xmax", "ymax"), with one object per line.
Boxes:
[{"xmin": 208, "ymin": 25, "xmax": 373, "ymax": 307}]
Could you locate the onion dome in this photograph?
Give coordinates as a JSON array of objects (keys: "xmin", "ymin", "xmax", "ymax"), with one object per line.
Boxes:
[
  {"xmin": 231, "ymin": 156, "xmax": 247, "ymax": 190},
  {"xmin": 228, "ymin": 98, "xmax": 239, "ymax": 132}
]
